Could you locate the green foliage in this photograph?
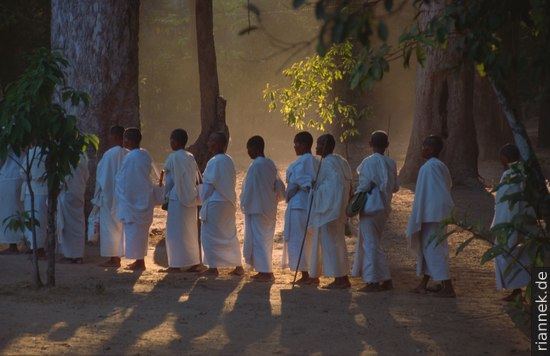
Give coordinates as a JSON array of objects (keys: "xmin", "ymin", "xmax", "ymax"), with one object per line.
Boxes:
[
  {"xmin": 0, "ymin": 48, "xmax": 98, "ymax": 191},
  {"xmin": 264, "ymin": 41, "xmax": 371, "ymax": 142},
  {"xmin": 3, "ymin": 210, "xmax": 39, "ymax": 235},
  {"xmin": 440, "ymin": 161, "xmax": 550, "ymax": 304}
]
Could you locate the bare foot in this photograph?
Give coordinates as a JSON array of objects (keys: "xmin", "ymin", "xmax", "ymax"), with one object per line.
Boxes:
[
  {"xmin": 322, "ymin": 280, "xmax": 351, "ymax": 290},
  {"xmin": 229, "ymin": 266, "xmax": 244, "ymax": 276},
  {"xmin": 380, "ymin": 280, "xmax": 393, "ymax": 291},
  {"xmin": 426, "ymin": 284, "xmax": 443, "ymax": 293},
  {"xmin": 99, "ymin": 257, "xmax": 121, "ymax": 268},
  {"xmin": 125, "ymin": 260, "xmax": 146, "ymax": 271},
  {"xmin": 433, "ymin": 287, "xmax": 456, "ymax": 298},
  {"xmin": 159, "ymin": 267, "xmax": 182, "ymax": 273},
  {"xmin": 410, "ymin": 286, "xmax": 428, "ymax": 294},
  {"xmin": 185, "ymin": 264, "xmax": 208, "ymax": 273},
  {"xmin": 357, "ymin": 283, "xmax": 381, "ymax": 293},
  {"xmin": 199, "ymin": 268, "xmax": 219, "ymax": 276},
  {"xmin": 252, "ymin": 273, "xmax": 275, "ymax": 283},
  {"xmin": 305, "ymin": 277, "xmax": 320, "ymax": 286}
]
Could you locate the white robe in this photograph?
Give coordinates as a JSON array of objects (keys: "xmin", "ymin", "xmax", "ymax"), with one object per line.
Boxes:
[
  {"xmin": 199, "ymin": 153, "xmax": 242, "ymax": 268},
  {"xmin": 406, "ymin": 158, "xmax": 454, "ymax": 280},
  {"xmin": 57, "ymin": 154, "xmax": 89, "ymax": 258},
  {"xmin": 352, "ymin": 153, "xmax": 399, "ymax": 283},
  {"xmin": 21, "ymin": 147, "xmax": 48, "ymax": 249},
  {"xmin": 491, "ymin": 168, "xmax": 532, "ymax": 290},
  {"xmin": 282, "ymin": 153, "xmax": 319, "ymax": 271},
  {"xmin": 240, "ymin": 157, "xmax": 284, "ymax": 273},
  {"xmin": 92, "ymin": 145, "xmax": 127, "ymax": 257},
  {"xmin": 309, "ymin": 154, "xmax": 352, "ymax": 278},
  {"xmin": 0, "ymin": 151, "xmax": 24, "ymax": 244},
  {"xmin": 115, "ymin": 148, "xmax": 156, "ymax": 260},
  {"xmin": 164, "ymin": 149, "xmax": 200, "ymax": 268}
]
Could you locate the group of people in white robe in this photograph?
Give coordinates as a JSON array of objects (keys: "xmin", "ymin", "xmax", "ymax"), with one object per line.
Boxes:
[{"xmin": 0, "ymin": 125, "xmax": 533, "ymax": 298}]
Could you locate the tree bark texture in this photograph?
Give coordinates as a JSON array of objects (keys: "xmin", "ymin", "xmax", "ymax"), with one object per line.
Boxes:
[
  {"xmin": 187, "ymin": 0, "xmax": 228, "ymax": 171},
  {"xmin": 46, "ymin": 192, "xmax": 58, "ymax": 287},
  {"xmin": 51, "ymin": 0, "xmax": 140, "ymax": 206},
  {"xmin": 400, "ymin": 0, "xmax": 479, "ymax": 186},
  {"xmin": 473, "ymin": 75, "xmax": 513, "ymax": 160}
]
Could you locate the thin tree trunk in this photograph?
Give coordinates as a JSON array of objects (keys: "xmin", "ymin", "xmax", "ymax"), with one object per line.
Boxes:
[
  {"xmin": 187, "ymin": 0, "xmax": 228, "ymax": 171},
  {"xmin": 25, "ymin": 167, "xmax": 42, "ymax": 288},
  {"xmin": 46, "ymin": 191, "xmax": 58, "ymax": 287},
  {"xmin": 51, "ymin": 0, "xmax": 140, "ymax": 209}
]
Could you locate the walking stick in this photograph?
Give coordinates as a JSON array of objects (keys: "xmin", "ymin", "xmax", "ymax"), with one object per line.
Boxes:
[{"xmin": 291, "ymin": 155, "xmax": 324, "ymax": 288}]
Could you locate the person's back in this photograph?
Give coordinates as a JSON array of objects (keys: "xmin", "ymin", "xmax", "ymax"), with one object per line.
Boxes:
[
  {"xmin": 0, "ymin": 149, "xmax": 24, "ymax": 254},
  {"xmin": 353, "ymin": 131, "xmax": 398, "ymax": 292}
]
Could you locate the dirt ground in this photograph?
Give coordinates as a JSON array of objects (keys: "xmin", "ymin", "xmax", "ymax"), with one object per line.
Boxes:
[{"xmin": 0, "ymin": 161, "xmax": 533, "ymax": 355}]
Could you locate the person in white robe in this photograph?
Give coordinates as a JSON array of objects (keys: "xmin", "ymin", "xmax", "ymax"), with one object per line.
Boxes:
[
  {"xmin": 162, "ymin": 128, "xmax": 204, "ymax": 272},
  {"xmin": 352, "ymin": 131, "xmax": 398, "ymax": 292},
  {"xmin": 92, "ymin": 125, "xmax": 127, "ymax": 267},
  {"xmin": 309, "ymin": 134, "xmax": 352, "ymax": 289},
  {"xmin": 491, "ymin": 144, "xmax": 532, "ymax": 301},
  {"xmin": 115, "ymin": 128, "xmax": 161, "ymax": 271},
  {"xmin": 199, "ymin": 132, "xmax": 243, "ymax": 276},
  {"xmin": 282, "ymin": 131, "xmax": 319, "ymax": 284},
  {"xmin": 0, "ymin": 149, "xmax": 24, "ymax": 254},
  {"xmin": 240, "ymin": 135, "xmax": 285, "ymax": 282},
  {"xmin": 57, "ymin": 153, "xmax": 89, "ymax": 263},
  {"xmin": 20, "ymin": 146, "xmax": 48, "ymax": 257},
  {"xmin": 406, "ymin": 135, "xmax": 456, "ymax": 298}
]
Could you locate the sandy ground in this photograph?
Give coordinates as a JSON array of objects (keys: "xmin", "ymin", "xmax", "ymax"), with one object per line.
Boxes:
[{"xmin": 0, "ymin": 162, "xmax": 532, "ymax": 355}]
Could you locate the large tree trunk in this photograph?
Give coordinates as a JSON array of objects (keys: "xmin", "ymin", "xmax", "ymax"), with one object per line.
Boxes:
[
  {"xmin": 473, "ymin": 75, "xmax": 513, "ymax": 161},
  {"xmin": 187, "ymin": 0, "xmax": 228, "ymax": 171},
  {"xmin": 399, "ymin": 0, "xmax": 479, "ymax": 186},
  {"xmin": 51, "ymin": 0, "xmax": 140, "ymax": 204}
]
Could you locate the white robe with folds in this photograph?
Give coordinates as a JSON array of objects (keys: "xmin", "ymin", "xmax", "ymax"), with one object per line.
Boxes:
[
  {"xmin": 115, "ymin": 149, "xmax": 156, "ymax": 260},
  {"xmin": 21, "ymin": 147, "xmax": 48, "ymax": 249},
  {"xmin": 352, "ymin": 153, "xmax": 398, "ymax": 283},
  {"xmin": 57, "ymin": 154, "xmax": 89, "ymax": 258},
  {"xmin": 240, "ymin": 157, "xmax": 284, "ymax": 273},
  {"xmin": 164, "ymin": 149, "xmax": 200, "ymax": 268},
  {"xmin": 199, "ymin": 153, "xmax": 242, "ymax": 268},
  {"xmin": 492, "ymin": 168, "xmax": 532, "ymax": 290},
  {"xmin": 282, "ymin": 153, "xmax": 319, "ymax": 271},
  {"xmin": 405, "ymin": 157, "xmax": 454, "ymax": 280},
  {"xmin": 0, "ymin": 151, "xmax": 24, "ymax": 244},
  {"xmin": 92, "ymin": 145, "xmax": 127, "ymax": 257},
  {"xmin": 309, "ymin": 154, "xmax": 352, "ymax": 278}
]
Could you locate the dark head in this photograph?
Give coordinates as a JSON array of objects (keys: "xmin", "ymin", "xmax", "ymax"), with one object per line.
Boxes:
[
  {"xmin": 293, "ymin": 131, "xmax": 313, "ymax": 156},
  {"xmin": 207, "ymin": 131, "xmax": 228, "ymax": 155},
  {"xmin": 370, "ymin": 130, "xmax": 389, "ymax": 154},
  {"xmin": 109, "ymin": 125, "xmax": 125, "ymax": 147},
  {"xmin": 246, "ymin": 135, "xmax": 265, "ymax": 160},
  {"xmin": 170, "ymin": 128, "xmax": 188, "ymax": 151},
  {"xmin": 422, "ymin": 135, "xmax": 444, "ymax": 159},
  {"xmin": 316, "ymin": 134, "xmax": 335, "ymax": 158},
  {"xmin": 499, "ymin": 143, "xmax": 521, "ymax": 169},
  {"xmin": 123, "ymin": 127, "xmax": 142, "ymax": 150}
]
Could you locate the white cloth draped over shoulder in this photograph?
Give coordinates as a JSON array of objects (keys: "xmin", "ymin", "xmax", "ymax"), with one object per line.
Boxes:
[
  {"xmin": 164, "ymin": 149, "xmax": 200, "ymax": 268},
  {"xmin": 92, "ymin": 145, "xmax": 127, "ymax": 257},
  {"xmin": 57, "ymin": 154, "xmax": 89, "ymax": 258},
  {"xmin": 21, "ymin": 147, "xmax": 48, "ymax": 249},
  {"xmin": 491, "ymin": 168, "xmax": 532, "ymax": 290},
  {"xmin": 308, "ymin": 154, "xmax": 352, "ymax": 278},
  {"xmin": 0, "ymin": 150, "xmax": 24, "ymax": 244},
  {"xmin": 282, "ymin": 153, "xmax": 319, "ymax": 271},
  {"xmin": 200, "ymin": 153, "xmax": 242, "ymax": 268},
  {"xmin": 309, "ymin": 154, "xmax": 352, "ymax": 228},
  {"xmin": 405, "ymin": 158, "xmax": 454, "ymax": 254},
  {"xmin": 352, "ymin": 153, "xmax": 398, "ymax": 283},
  {"xmin": 240, "ymin": 156, "xmax": 284, "ymax": 272},
  {"xmin": 116, "ymin": 148, "xmax": 157, "ymax": 260}
]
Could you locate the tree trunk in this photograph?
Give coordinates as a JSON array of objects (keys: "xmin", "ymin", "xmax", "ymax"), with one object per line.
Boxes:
[
  {"xmin": 473, "ymin": 75, "xmax": 513, "ymax": 160},
  {"xmin": 46, "ymin": 191, "xmax": 58, "ymax": 287},
  {"xmin": 399, "ymin": 0, "xmax": 479, "ymax": 186},
  {"xmin": 187, "ymin": 0, "xmax": 228, "ymax": 171},
  {"xmin": 51, "ymin": 0, "xmax": 140, "ymax": 207}
]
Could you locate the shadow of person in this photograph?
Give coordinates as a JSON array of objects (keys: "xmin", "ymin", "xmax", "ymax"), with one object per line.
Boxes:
[
  {"xmin": 168, "ymin": 276, "xmax": 242, "ymax": 353},
  {"xmin": 219, "ymin": 281, "xmax": 277, "ymax": 354}
]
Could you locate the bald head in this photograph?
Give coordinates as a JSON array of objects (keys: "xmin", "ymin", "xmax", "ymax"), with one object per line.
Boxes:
[
  {"xmin": 316, "ymin": 134, "xmax": 335, "ymax": 157},
  {"xmin": 208, "ymin": 131, "xmax": 228, "ymax": 155}
]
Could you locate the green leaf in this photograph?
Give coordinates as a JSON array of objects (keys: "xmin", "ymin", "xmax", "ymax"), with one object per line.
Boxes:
[{"xmin": 377, "ymin": 21, "xmax": 389, "ymax": 42}]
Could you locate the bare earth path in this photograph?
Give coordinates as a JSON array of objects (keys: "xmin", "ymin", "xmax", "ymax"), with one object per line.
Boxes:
[{"xmin": 0, "ymin": 169, "xmax": 531, "ymax": 355}]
